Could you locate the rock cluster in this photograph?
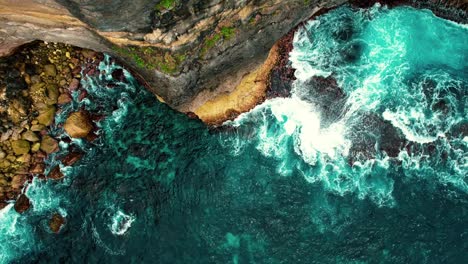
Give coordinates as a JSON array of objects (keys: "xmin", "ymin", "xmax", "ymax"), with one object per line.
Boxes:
[{"xmin": 0, "ymin": 42, "xmax": 98, "ymax": 211}]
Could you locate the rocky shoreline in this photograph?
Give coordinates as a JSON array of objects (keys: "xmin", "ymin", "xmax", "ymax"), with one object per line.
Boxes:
[
  {"xmin": 0, "ymin": 41, "xmax": 105, "ymax": 231},
  {"xmin": 192, "ymin": 0, "xmax": 467, "ymax": 125},
  {"xmin": 0, "ymin": 0, "xmax": 466, "ymax": 221}
]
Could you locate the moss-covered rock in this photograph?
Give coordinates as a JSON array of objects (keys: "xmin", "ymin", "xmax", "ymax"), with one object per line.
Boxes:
[{"xmin": 11, "ymin": 140, "xmax": 30, "ymax": 155}]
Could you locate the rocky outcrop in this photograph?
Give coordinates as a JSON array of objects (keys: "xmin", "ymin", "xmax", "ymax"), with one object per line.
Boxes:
[
  {"xmin": 0, "ymin": 0, "xmax": 466, "ymax": 124},
  {"xmin": 0, "ymin": 0, "xmax": 350, "ymax": 113}
]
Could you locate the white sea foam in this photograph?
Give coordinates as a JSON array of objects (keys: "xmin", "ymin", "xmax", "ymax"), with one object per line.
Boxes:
[{"xmin": 110, "ymin": 210, "xmax": 135, "ymax": 236}]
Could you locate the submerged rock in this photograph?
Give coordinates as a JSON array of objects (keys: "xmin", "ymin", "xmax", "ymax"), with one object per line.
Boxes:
[
  {"xmin": 64, "ymin": 111, "xmax": 93, "ymax": 138},
  {"xmin": 49, "ymin": 213, "xmax": 65, "ymax": 233}
]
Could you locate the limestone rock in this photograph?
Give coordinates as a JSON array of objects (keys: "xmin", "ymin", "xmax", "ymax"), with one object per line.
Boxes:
[{"xmin": 64, "ymin": 111, "xmax": 93, "ymax": 138}]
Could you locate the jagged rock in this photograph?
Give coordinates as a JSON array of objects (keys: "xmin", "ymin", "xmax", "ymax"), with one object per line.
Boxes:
[
  {"xmin": 64, "ymin": 111, "xmax": 93, "ymax": 138},
  {"xmin": 11, "ymin": 140, "xmax": 30, "ymax": 155},
  {"xmin": 14, "ymin": 194, "xmax": 30, "ymax": 213},
  {"xmin": 40, "ymin": 135, "xmax": 58, "ymax": 154},
  {"xmin": 46, "ymin": 84, "xmax": 59, "ymax": 104}
]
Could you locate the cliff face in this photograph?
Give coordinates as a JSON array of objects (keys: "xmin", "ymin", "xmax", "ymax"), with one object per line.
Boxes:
[
  {"xmin": 1, "ymin": 0, "xmax": 467, "ymax": 119},
  {"xmin": 1, "ymin": 0, "xmax": 348, "ymax": 112}
]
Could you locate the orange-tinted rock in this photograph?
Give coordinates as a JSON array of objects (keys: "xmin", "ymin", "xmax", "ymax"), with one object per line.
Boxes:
[{"xmin": 64, "ymin": 111, "xmax": 93, "ymax": 138}]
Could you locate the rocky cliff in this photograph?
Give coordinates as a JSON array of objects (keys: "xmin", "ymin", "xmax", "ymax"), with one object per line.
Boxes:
[{"xmin": 1, "ymin": 0, "xmax": 467, "ymax": 123}]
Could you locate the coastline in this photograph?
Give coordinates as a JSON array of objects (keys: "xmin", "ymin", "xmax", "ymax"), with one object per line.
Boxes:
[
  {"xmin": 0, "ymin": 42, "xmax": 103, "ymax": 231},
  {"xmin": 188, "ymin": 0, "xmax": 467, "ymax": 126}
]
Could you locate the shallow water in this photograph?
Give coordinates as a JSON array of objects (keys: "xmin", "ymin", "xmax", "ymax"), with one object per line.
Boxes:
[{"xmin": 1, "ymin": 4, "xmax": 467, "ymax": 263}]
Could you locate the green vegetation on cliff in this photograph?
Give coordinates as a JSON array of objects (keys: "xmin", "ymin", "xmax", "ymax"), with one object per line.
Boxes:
[{"xmin": 112, "ymin": 45, "xmax": 186, "ymax": 75}]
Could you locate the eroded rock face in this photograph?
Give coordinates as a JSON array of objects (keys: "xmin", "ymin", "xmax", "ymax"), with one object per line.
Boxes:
[{"xmin": 0, "ymin": 0, "xmax": 466, "ymax": 118}]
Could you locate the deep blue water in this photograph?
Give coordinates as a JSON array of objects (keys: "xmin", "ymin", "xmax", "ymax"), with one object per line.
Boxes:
[{"xmin": 1, "ymin": 4, "xmax": 467, "ymax": 263}]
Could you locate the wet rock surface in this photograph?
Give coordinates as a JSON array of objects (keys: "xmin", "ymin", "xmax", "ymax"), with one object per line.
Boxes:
[{"xmin": 0, "ymin": 41, "xmax": 102, "ymax": 209}]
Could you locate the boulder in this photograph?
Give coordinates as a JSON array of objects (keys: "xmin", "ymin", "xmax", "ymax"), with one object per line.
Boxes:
[
  {"xmin": 57, "ymin": 93, "xmax": 72, "ymax": 105},
  {"xmin": 62, "ymin": 152, "xmax": 83, "ymax": 166},
  {"xmin": 40, "ymin": 135, "xmax": 58, "ymax": 154},
  {"xmin": 64, "ymin": 111, "xmax": 93, "ymax": 138},
  {"xmin": 37, "ymin": 106, "xmax": 56, "ymax": 126},
  {"xmin": 48, "ymin": 166, "xmax": 64, "ymax": 180},
  {"xmin": 11, "ymin": 140, "xmax": 30, "ymax": 155},
  {"xmin": 14, "ymin": 194, "xmax": 31, "ymax": 213},
  {"xmin": 30, "ymin": 124, "xmax": 46, "ymax": 132},
  {"xmin": 43, "ymin": 64, "xmax": 57, "ymax": 77},
  {"xmin": 22, "ymin": 130, "xmax": 39, "ymax": 142},
  {"xmin": 49, "ymin": 213, "xmax": 65, "ymax": 233},
  {"xmin": 11, "ymin": 174, "xmax": 26, "ymax": 189}
]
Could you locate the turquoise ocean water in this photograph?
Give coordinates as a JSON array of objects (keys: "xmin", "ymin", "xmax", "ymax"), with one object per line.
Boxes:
[{"xmin": 0, "ymin": 4, "xmax": 467, "ymax": 263}]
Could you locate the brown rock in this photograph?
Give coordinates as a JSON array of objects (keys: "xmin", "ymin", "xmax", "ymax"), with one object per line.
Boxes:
[
  {"xmin": 30, "ymin": 162, "xmax": 45, "ymax": 174},
  {"xmin": 49, "ymin": 213, "xmax": 65, "ymax": 233},
  {"xmin": 62, "ymin": 152, "xmax": 82, "ymax": 166},
  {"xmin": 64, "ymin": 111, "xmax": 93, "ymax": 138},
  {"xmin": 14, "ymin": 194, "xmax": 31, "ymax": 213},
  {"xmin": 46, "ymin": 84, "xmax": 59, "ymax": 104},
  {"xmin": 57, "ymin": 93, "xmax": 72, "ymax": 105},
  {"xmin": 68, "ymin": 78, "xmax": 80, "ymax": 91},
  {"xmin": 11, "ymin": 175, "xmax": 26, "ymax": 189},
  {"xmin": 40, "ymin": 135, "xmax": 59, "ymax": 154},
  {"xmin": 48, "ymin": 166, "xmax": 64, "ymax": 180}
]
